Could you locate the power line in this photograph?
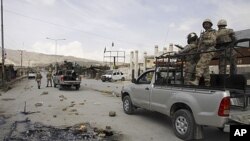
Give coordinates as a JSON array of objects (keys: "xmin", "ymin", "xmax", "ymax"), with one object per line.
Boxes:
[{"xmin": 4, "ymin": 9, "xmax": 152, "ymax": 47}]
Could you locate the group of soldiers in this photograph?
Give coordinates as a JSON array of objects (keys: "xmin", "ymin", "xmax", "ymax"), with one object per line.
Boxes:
[
  {"xmin": 178, "ymin": 18, "xmax": 237, "ymax": 86},
  {"xmin": 35, "ymin": 69, "xmax": 53, "ymax": 89}
]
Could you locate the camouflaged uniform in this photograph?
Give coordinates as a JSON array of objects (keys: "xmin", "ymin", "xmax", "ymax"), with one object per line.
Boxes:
[
  {"xmin": 194, "ymin": 29, "xmax": 217, "ymax": 86},
  {"xmin": 179, "ymin": 42, "xmax": 199, "ymax": 84},
  {"xmin": 35, "ymin": 72, "xmax": 42, "ymax": 89},
  {"xmin": 216, "ymin": 27, "xmax": 237, "ymax": 74},
  {"xmin": 46, "ymin": 71, "xmax": 53, "ymax": 87}
]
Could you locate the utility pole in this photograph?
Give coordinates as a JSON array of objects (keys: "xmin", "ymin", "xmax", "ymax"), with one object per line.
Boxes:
[
  {"xmin": 18, "ymin": 50, "xmax": 23, "ymax": 75},
  {"xmin": 46, "ymin": 37, "xmax": 66, "ymax": 72},
  {"xmin": 1, "ymin": 0, "xmax": 5, "ymax": 86}
]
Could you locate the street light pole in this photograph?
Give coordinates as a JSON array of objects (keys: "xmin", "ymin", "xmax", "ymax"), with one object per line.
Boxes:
[
  {"xmin": 1, "ymin": 0, "xmax": 5, "ymax": 86},
  {"xmin": 46, "ymin": 37, "xmax": 66, "ymax": 72}
]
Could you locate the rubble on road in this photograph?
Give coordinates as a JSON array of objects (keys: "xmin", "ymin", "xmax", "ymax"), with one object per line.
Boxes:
[
  {"xmin": 1, "ymin": 98, "xmax": 16, "ymax": 101},
  {"xmin": 35, "ymin": 102, "xmax": 43, "ymax": 107},
  {"xmin": 41, "ymin": 91, "xmax": 49, "ymax": 95},
  {"xmin": 4, "ymin": 119, "xmax": 121, "ymax": 141},
  {"xmin": 109, "ymin": 111, "xmax": 116, "ymax": 117},
  {"xmin": 59, "ymin": 95, "xmax": 67, "ymax": 100}
]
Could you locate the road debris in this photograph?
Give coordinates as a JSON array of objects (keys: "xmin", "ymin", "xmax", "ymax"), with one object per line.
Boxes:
[
  {"xmin": 79, "ymin": 103, "xmax": 85, "ymax": 105},
  {"xmin": 21, "ymin": 102, "xmax": 40, "ymax": 115},
  {"xmin": 59, "ymin": 95, "xmax": 67, "ymax": 100},
  {"xmin": 35, "ymin": 102, "xmax": 43, "ymax": 107},
  {"xmin": 41, "ymin": 91, "xmax": 49, "ymax": 95},
  {"xmin": 1, "ymin": 98, "xmax": 16, "ymax": 101},
  {"xmin": 70, "ymin": 109, "xmax": 77, "ymax": 112},
  {"xmin": 4, "ymin": 120, "xmax": 120, "ymax": 141},
  {"xmin": 109, "ymin": 111, "xmax": 116, "ymax": 117},
  {"xmin": 0, "ymin": 116, "xmax": 6, "ymax": 125},
  {"xmin": 53, "ymin": 115, "xmax": 57, "ymax": 118}
]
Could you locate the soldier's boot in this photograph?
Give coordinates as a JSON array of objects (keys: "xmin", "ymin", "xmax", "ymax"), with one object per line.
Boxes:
[{"xmin": 189, "ymin": 77, "xmax": 200, "ymax": 86}]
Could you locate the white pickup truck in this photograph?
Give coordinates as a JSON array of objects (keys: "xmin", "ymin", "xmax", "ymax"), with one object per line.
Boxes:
[{"xmin": 121, "ymin": 39, "xmax": 250, "ymax": 140}]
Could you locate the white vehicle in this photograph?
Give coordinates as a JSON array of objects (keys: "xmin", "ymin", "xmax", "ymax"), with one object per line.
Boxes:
[
  {"xmin": 101, "ymin": 70, "xmax": 125, "ymax": 82},
  {"xmin": 27, "ymin": 71, "xmax": 36, "ymax": 79}
]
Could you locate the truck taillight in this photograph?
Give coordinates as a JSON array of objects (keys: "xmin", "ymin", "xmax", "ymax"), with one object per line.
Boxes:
[
  {"xmin": 60, "ymin": 75, "xmax": 64, "ymax": 81},
  {"xmin": 218, "ymin": 97, "xmax": 230, "ymax": 117}
]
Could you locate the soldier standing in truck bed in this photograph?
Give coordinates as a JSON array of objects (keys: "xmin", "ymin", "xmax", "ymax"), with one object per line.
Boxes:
[
  {"xmin": 178, "ymin": 32, "xmax": 199, "ymax": 84},
  {"xmin": 190, "ymin": 19, "xmax": 217, "ymax": 86},
  {"xmin": 216, "ymin": 19, "xmax": 237, "ymax": 75}
]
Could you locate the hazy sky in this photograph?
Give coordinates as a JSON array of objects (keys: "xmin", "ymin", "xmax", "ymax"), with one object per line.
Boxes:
[{"xmin": 3, "ymin": 0, "xmax": 250, "ymax": 62}]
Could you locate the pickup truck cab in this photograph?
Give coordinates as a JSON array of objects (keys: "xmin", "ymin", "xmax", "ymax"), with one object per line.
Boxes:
[
  {"xmin": 121, "ymin": 39, "xmax": 250, "ymax": 140},
  {"xmin": 53, "ymin": 70, "xmax": 81, "ymax": 90}
]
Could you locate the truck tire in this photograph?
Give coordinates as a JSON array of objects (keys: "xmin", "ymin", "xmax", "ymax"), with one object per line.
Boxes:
[
  {"xmin": 75, "ymin": 85, "xmax": 80, "ymax": 90},
  {"xmin": 122, "ymin": 96, "xmax": 135, "ymax": 114},
  {"xmin": 59, "ymin": 85, "xmax": 63, "ymax": 90},
  {"xmin": 54, "ymin": 83, "xmax": 57, "ymax": 88},
  {"xmin": 172, "ymin": 109, "xmax": 197, "ymax": 140}
]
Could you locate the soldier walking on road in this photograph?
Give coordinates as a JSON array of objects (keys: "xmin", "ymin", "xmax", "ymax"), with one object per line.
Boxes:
[
  {"xmin": 216, "ymin": 19, "xmax": 237, "ymax": 75},
  {"xmin": 46, "ymin": 69, "xmax": 53, "ymax": 87},
  {"xmin": 35, "ymin": 71, "xmax": 43, "ymax": 89},
  {"xmin": 190, "ymin": 19, "xmax": 217, "ymax": 86},
  {"xmin": 178, "ymin": 32, "xmax": 199, "ymax": 84}
]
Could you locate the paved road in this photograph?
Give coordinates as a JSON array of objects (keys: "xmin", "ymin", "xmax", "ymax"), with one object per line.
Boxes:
[{"xmin": 0, "ymin": 76, "xmax": 229, "ymax": 141}]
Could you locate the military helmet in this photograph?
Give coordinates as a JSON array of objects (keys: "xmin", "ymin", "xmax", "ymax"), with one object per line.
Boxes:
[
  {"xmin": 187, "ymin": 32, "xmax": 198, "ymax": 44},
  {"xmin": 217, "ymin": 19, "xmax": 227, "ymax": 26},
  {"xmin": 202, "ymin": 19, "xmax": 213, "ymax": 26}
]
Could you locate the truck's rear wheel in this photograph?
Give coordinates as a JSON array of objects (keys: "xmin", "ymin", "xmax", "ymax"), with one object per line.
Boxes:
[
  {"xmin": 172, "ymin": 109, "xmax": 196, "ymax": 140},
  {"xmin": 75, "ymin": 85, "xmax": 80, "ymax": 90},
  {"xmin": 122, "ymin": 96, "xmax": 135, "ymax": 114}
]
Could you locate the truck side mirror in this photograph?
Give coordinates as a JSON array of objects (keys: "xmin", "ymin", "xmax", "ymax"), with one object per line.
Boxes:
[{"xmin": 131, "ymin": 78, "xmax": 137, "ymax": 83}]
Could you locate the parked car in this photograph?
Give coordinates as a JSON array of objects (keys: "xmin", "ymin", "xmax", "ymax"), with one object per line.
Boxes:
[
  {"xmin": 27, "ymin": 71, "xmax": 36, "ymax": 79},
  {"xmin": 101, "ymin": 70, "xmax": 125, "ymax": 82}
]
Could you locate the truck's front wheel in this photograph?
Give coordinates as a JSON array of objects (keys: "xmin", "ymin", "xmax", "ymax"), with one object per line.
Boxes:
[
  {"xmin": 122, "ymin": 96, "xmax": 135, "ymax": 114},
  {"xmin": 172, "ymin": 109, "xmax": 197, "ymax": 140}
]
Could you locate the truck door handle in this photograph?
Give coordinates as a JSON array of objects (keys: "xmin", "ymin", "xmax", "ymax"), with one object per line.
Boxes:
[{"xmin": 145, "ymin": 87, "xmax": 149, "ymax": 90}]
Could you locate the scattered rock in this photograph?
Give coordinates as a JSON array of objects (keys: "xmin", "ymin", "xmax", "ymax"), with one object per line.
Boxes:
[
  {"xmin": 79, "ymin": 103, "xmax": 84, "ymax": 105},
  {"xmin": 69, "ymin": 104, "xmax": 75, "ymax": 107},
  {"xmin": 0, "ymin": 116, "xmax": 6, "ymax": 125},
  {"xmin": 75, "ymin": 113, "xmax": 79, "ymax": 115},
  {"xmin": 0, "ymin": 93, "xmax": 2, "ymax": 96},
  {"xmin": 98, "ymin": 133, "xmax": 106, "ymax": 138},
  {"xmin": 1, "ymin": 98, "xmax": 16, "ymax": 101},
  {"xmin": 41, "ymin": 91, "xmax": 49, "ymax": 95},
  {"xmin": 94, "ymin": 102, "xmax": 101, "ymax": 105},
  {"xmin": 60, "ymin": 99, "xmax": 63, "ymax": 101},
  {"xmin": 109, "ymin": 111, "xmax": 116, "ymax": 117},
  {"xmin": 59, "ymin": 95, "xmax": 67, "ymax": 100},
  {"xmin": 70, "ymin": 109, "xmax": 77, "ymax": 112},
  {"xmin": 71, "ymin": 101, "xmax": 75, "ymax": 104},
  {"xmin": 53, "ymin": 115, "xmax": 57, "ymax": 118},
  {"xmin": 106, "ymin": 126, "xmax": 112, "ymax": 130},
  {"xmin": 35, "ymin": 102, "xmax": 43, "ymax": 107},
  {"xmin": 48, "ymin": 105, "xmax": 52, "ymax": 107},
  {"xmin": 62, "ymin": 108, "xmax": 67, "ymax": 111},
  {"xmin": 78, "ymin": 125, "xmax": 87, "ymax": 132}
]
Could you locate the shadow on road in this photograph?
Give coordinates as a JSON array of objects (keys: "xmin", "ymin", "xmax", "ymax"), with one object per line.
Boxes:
[{"xmin": 133, "ymin": 109, "xmax": 229, "ymax": 141}]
